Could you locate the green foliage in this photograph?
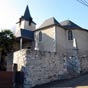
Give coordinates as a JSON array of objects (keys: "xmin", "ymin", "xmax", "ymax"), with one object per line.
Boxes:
[{"xmin": 0, "ymin": 29, "xmax": 15, "ymax": 52}]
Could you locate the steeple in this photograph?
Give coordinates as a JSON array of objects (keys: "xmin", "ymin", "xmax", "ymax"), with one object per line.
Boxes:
[
  {"xmin": 16, "ymin": 5, "xmax": 36, "ymax": 33},
  {"xmin": 23, "ymin": 5, "xmax": 32, "ymax": 21},
  {"xmin": 19, "ymin": 5, "xmax": 33, "ymax": 25}
]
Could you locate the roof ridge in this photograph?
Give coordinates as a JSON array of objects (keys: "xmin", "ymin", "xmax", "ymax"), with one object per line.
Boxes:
[
  {"xmin": 38, "ymin": 17, "xmax": 60, "ymax": 29},
  {"xmin": 60, "ymin": 20, "xmax": 82, "ymax": 29}
]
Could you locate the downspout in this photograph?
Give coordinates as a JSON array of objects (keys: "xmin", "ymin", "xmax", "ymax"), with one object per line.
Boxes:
[{"xmin": 54, "ymin": 26, "xmax": 57, "ymax": 52}]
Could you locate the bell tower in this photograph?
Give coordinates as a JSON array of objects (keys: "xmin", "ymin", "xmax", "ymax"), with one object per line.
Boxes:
[
  {"xmin": 15, "ymin": 5, "xmax": 36, "ymax": 50},
  {"xmin": 16, "ymin": 5, "xmax": 36, "ymax": 34}
]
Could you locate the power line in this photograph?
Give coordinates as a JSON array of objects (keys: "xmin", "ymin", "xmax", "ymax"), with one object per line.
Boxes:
[{"xmin": 76, "ymin": 0, "xmax": 88, "ymax": 7}]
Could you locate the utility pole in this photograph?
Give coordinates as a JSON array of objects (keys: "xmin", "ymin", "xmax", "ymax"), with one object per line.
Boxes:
[{"xmin": 76, "ymin": 0, "xmax": 88, "ymax": 7}]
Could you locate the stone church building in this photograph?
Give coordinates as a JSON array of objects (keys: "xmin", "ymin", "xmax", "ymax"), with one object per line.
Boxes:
[
  {"xmin": 5, "ymin": 5, "xmax": 88, "ymax": 87},
  {"xmin": 15, "ymin": 5, "xmax": 88, "ymax": 56},
  {"xmin": 0, "ymin": 5, "xmax": 88, "ymax": 88}
]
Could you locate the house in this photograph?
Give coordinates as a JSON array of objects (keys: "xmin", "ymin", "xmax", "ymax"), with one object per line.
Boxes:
[{"xmin": 14, "ymin": 5, "xmax": 88, "ymax": 57}]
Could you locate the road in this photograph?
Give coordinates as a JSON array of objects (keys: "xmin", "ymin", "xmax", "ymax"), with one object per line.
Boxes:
[{"xmin": 33, "ymin": 73, "xmax": 88, "ymax": 88}]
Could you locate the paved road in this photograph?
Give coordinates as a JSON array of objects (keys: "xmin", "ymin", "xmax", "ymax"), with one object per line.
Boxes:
[{"xmin": 33, "ymin": 73, "xmax": 88, "ymax": 88}]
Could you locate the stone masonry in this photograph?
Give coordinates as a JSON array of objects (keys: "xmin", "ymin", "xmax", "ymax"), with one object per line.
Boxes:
[
  {"xmin": 13, "ymin": 49, "xmax": 88, "ymax": 88},
  {"xmin": 79, "ymin": 55, "xmax": 88, "ymax": 73},
  {"xmin": 13, "ymin": 49, "xmax": 67, "ymax": 88}
]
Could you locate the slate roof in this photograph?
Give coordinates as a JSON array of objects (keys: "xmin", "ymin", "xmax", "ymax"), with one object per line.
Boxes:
[
  {"xmin": 21, "ymin": 29, "xmax": 34, "ymax": 40},
  {"xmin": 22, "ymin": 5, "xmax": 32, "ymax": 21},
  {"xmin": 16, "ymin": 5, "xmax": 36, "ymax": 25},
  {"xmin": 37, "ymin": 17, "xmax": 61, "ymax": 29},
  {"xmin": 15, "ymin": 29, "xmax": 34, "ymax": 40},
  {"xmin": 60, "ymin": 20, "xmax": 82, "ymax": 29}
]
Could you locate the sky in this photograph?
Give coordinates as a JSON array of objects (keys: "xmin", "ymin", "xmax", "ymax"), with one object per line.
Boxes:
[{"xmin": 0, "ymin": 0, "xmax": 88, "ymax": 31}]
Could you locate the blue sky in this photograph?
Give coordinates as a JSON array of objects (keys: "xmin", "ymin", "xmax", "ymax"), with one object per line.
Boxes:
[{"xmin": 0, "ymin": 0, "xmax": 88, "ymax": 31}]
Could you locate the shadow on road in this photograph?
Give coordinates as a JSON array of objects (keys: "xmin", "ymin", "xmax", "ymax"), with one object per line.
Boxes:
[{"xmin": 33, "ymin": 73, "xmax": 88, "ymax": 88}]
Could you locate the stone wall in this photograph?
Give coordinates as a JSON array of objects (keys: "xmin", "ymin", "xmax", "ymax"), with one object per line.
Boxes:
[
  {"xmin": 13, "ymin": 49, "xmax": 88, "ymax": 88},
  {"xmin": 6, "ymin": 53, "xmax": 13, "ymax": 71},
  {"xmin": 13, "ymin": 49, "xmax": 67, "ymax": 88},
  {"xmin": 79, "ymin": 55, "xmax": 88, "ymax": 73}
]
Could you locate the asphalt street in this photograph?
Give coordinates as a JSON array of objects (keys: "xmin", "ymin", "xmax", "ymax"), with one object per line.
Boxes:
[{"xmin": 33, "ymin": 73, "xmax": 88, "ymax": 88}]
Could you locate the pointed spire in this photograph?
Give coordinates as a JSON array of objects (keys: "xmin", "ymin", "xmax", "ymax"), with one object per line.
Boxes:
[{"xmin": 23, "ymin": 5, "xmax": 32, "ymax": 22}]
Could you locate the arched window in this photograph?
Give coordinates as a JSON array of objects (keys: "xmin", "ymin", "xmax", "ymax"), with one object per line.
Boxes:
[
  {"xmin": 39, "ymin": 31, "xmax": 42, "ymax": 41},
  {"xmin": 68, "ymin": 30, "xmax": 73, "ymax": 40}
]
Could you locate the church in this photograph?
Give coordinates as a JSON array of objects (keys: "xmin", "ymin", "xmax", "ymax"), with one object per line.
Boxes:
[
  {"xmin": 0, "ymin": 5, "xmax": 87, "ymax": 87},
  {"xmin": 0, "ymin": 4, "xmax": 88, "ymax": 88},
  {"xmin": 14, "ymin": 5, "xmax": 88, "ymax": 57}
]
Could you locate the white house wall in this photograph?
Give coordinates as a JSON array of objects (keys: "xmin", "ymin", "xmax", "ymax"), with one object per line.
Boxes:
[
  {"xmin": 21, "ymin": 20, "xmax": 35, "ymax": 31},
  {"xmin": 72, "ymin": 29, "xmax": 88, "ymax": 55},
  {"xmin": 65, "ymin": 30, "xmax": 74, "ymax": 55},
  {"xmin": 55, "ymin": 26, "xmax": 66, "ymax": 54},
  {"xmin": 34, "ymin": 26, "xmax": 56, "ymax": 52},
  {"xmin": 64, "ymin": 29, "xmax": 88, "ymax": 56}
]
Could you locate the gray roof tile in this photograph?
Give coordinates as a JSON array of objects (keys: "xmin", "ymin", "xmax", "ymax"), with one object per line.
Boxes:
[
  {"xmin": 15, "ymin": 29, "xmax": 34, "ymax": 40},
  {"xmin": 60, "ymin": 20, "xmax": 82, "ymax": 29},
  {"xmin": 38, "ymin": 17, "xmax": 60, "ymax": 29},
  {"xmin": 23, "ymin": 5, "xmax": 32, "ymax": 21}
]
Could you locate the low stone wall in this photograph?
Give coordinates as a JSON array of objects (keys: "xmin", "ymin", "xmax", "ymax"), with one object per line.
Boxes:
[
  {"xmin": 13, "ymin": 49, "xmax": 67, "ymax": 88},
  {"xmin": 6, "ymin": 53, "xmax": 13, "ymax": 71},
  {"xmin": 13, "ymin": 49, "xmax": 88, "ymax": 88},
  {"xmin": 79, "ymin": 55, "xmax": 88, "ymax": 73}
]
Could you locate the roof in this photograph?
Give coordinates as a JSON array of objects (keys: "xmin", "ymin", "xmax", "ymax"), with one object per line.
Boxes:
[
  {"xmin": 37, "ymin": 17, "xmax": 61, "ymax": 29},
  {"xmin": 15, "ymin": 29, "xmax": 34, "ymax": 40},
  {"xmin": 21, "ymin": 29, "xmax": 34, "ymax": 40},
  {"xmin": 22, "ymin": 5, "xmax": 32, "ymax": 21},
  {"xmin": 16, "ymin": 5, "xmax": 36, "ymax": 25},
  {"xmin": 60, "ymin": 20, "xmax": 82, "ymax": 29}
]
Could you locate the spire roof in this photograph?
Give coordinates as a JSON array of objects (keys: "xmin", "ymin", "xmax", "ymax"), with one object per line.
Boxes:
[{"xmin": 23, "ymin": 5, "xmax": 32, "ymax": 21}]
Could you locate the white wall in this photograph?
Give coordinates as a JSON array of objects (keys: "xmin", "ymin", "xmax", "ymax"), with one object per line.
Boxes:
[
  {"xmin": 21, "ymin": 20, "xmax": 36, "ymax": 31},
  {"xmin": 55, "ymin": 26, "xmax": 66, "ymax": 54},
  {"xmin": 65, "ymin": 30, "xmax": 74, "ymax": 55},
  {"xmin": 73, "ymin": 29, "xmax": 88, "ymax": 55},
  {"xmin": 15, "ymin": 20, "xmax": 36, "ymax": 33},
  {"xmin": 65, "ymin": 29, "xmax": 88, "ymax": 56},
  {"xmin": 35, "ymin": 26, "xmax": 56, "ymax": 52}
]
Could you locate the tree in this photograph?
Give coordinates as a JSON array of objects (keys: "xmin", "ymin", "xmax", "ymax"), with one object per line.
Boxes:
[
  {"xmin": 0, "ymin": 30, "xmax": 15, "ymax": 52},
  {"xmin": 0, "ymin": 29, "xmax": 15, "ymax": 70}
]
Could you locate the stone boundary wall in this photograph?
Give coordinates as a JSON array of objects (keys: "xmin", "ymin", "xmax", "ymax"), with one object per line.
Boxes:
[
  {"xmin": 79, "ymin": 55, "xmax": 88, "ymax": 73},
  {"xmin": 13, "ymin": 49, "xmax": 67, "ymax": 88},
  {"xmin": 13, "ymin": 49, "xmax": 88, "ymax": 88},
  {"xmin": 6, "ymin": 53, "xmax": 13, "ymax": 71}
]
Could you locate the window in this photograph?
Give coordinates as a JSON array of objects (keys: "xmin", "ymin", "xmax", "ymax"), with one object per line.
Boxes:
[
  {"xmin": 68, "ymin": 30, "xmax": 73, "ymax": 40},
  {"xmin": 39, "ymin": 31, "xmax": 42, "ymax": 41}
]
